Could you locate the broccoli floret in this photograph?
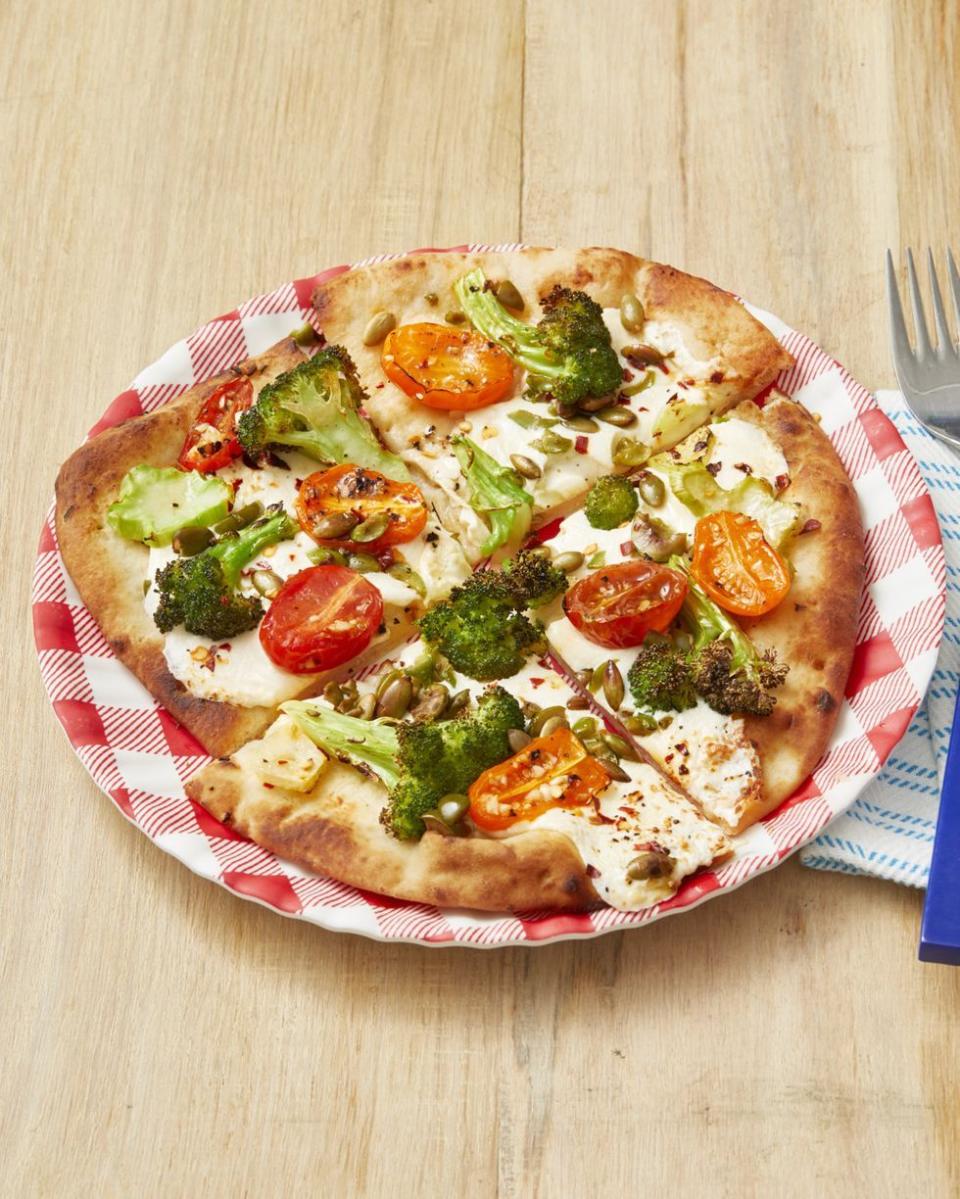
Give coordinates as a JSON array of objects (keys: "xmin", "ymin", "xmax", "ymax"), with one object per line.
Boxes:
[
  {"xmin": 672, "ymin": 557, "xmax": 789, "ymax": 717},
  {"xmin": 584, "ymin": 474, "xmax": 639, "ymax": 530},
  {"xmin": 153, "ymin": 505, "xmax": 297, "ymax": 639},
  {"xmin": 627, "ymin": 634, "xmax": 698, "ymax": 713},
  {"xmin": 454, "ymin": 269, "xmax": 623, "ymax": 410},
  {"xmin": 283, "ymin": 687, "xmax": 523, "ymax": 839},
  {"xmin": 236, "ymin": 346, "xmax": 409, "ymax": 479},
  {"xmin": 418, "ymin": 567, "xmax": 546, "ymax": 681},
  {"xmin": 500, "ymin": 550, "xmax": 568, "ymax": 608},
  {"xmin": 451, "ymin": 436, "xmax": 533, "ymax": 557}
]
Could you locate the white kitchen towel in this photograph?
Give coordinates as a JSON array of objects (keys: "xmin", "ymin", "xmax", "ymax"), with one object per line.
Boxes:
[{"xmin": 799, "ymin": 390, "xmax": 957, "ymax": 886}]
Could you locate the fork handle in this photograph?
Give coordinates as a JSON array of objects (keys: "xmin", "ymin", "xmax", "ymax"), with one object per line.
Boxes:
[{"xmin": 920, "ymin": 690, "xmax": 960, "ymax": 964}]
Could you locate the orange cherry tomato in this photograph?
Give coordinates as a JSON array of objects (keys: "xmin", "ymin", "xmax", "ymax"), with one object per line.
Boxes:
[
  {"xmin": 177, "ymin": 376, "xmax": 254, "ymax": 473},
  {"xmin": 468, "ymin": 727, "xmax": 611, "ymax": 832},
  {"xmin": 259, "ymin": 565, "xmax": 383, "ymax": 673},
  {"xmin": 563, "ymin": 560, "xmax": 688, "ymax": 649},
  {"xmin": 691, "ymin": 511, "xmax": 791, "ymax": 616},
  {"xmin": 296, "ymin": 465, "xmax": 428, "ymax": 554},
  {"xmin": 381, "ymin": 322, "xmax": 515, "ymax": 411}
]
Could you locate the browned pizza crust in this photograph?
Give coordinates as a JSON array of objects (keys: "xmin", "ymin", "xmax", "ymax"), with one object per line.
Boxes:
[
  {"xmin": 55, "ymin": 338, "xmax": 311, "ymax": 757},
  {"xmin": 186, "ymin": 758, "xmax": 600, "ymax": 912},
  {"xmin": 734, "ymin": 394, "xmax": 865, "ymax": 814}
]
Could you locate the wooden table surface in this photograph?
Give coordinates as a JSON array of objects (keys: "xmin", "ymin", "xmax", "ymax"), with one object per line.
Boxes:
[{"xmin": 3, "ymin": 2, "xmax": 960, "ymax": 1195}]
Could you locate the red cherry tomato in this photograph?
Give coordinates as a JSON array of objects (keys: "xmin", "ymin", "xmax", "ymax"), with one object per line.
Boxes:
[
  {"xmin": 296, "ymin": 464, "xmax": 428, "ymax": 554},
  {"xmin": 691, "ymin": 511, "xmax": 790, "ymax": 617},
  {"xmin": 177, "ymin": 376, "xmax": 254, "ymax": 473},
  {"xmin": 381, "ymin": 322, "xmax": 515, "ymax": 411},
  {"xmin": 259, "ymin": 566, "xmax": 383, "ymax": 674},
  {"xmin": 468, "ymin": 727, "xmax": 611, "ymax": 832},
  {"xmin": 563, "ymin": 560, "xmax": 688, "ymax": 649}
]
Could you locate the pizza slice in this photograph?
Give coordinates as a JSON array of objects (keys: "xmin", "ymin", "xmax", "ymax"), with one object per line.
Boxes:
[
  {"xmin": 311, "ymin": 248, "xmax": 793, "ymax": 560},
  {"xmin": 187, "ymin": 639, "xmax": 731, "ymax": 912},
  {"xmin": 530, "ymin": 394, "xmax": 864, "ymax": 832},
  {"xmin": 56, "ymin": 337, "xmax": 473, "ymax": 757}
]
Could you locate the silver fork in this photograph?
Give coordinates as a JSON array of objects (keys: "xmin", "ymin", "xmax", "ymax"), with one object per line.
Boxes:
[{"xmin": 886, "ymin": 248, "xmax": 960, "ymax": 448}]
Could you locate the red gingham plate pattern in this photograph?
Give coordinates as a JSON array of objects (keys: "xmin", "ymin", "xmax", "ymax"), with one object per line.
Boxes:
[{"xmin": 33, "ymin": 246, "xmax": 946, "ymax": 947}]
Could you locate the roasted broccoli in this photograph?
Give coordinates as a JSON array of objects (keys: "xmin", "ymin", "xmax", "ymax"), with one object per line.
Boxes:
[
  {"xmin": 283, "ymin": 687, "xmax": 524, "ymax": 839},
  {"xmin": 418, "ymin": 565, "xmax": 548, "ymax": 681},
  {"xmin": 584, "ymin": 474, "xmax": 639, "ymax": 530},
  {"xmin": 627, "ymin": 634, "xmax": 698, "ymax": 714},
  {"xmin": 454, "ymin": 269, "xmax": 623, "ymax": 410},
  {"xmin": 107, "ymin": 464, "xmax": 232, "ymax": 546},
  {"xmin": 236, "ymin": 346, "xmax": 409, "ymax": 479},
  {"xmin": 500, "ymin": 550, "xmax": 568, "ymax": 608},
  {"xmin": 153, "ymin": 505, "xmax": 297, "ymax": 639},
  {"xmin": 452, "ymin": 436, "xmax": 533, "ymax": 557},
  {"xmin": 674, "ymin": 558, "xmax": 789, "ymax": 717}
]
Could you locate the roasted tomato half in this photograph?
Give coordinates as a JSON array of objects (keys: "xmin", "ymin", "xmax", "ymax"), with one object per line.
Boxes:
[
  {"xmin": 177, "ymin": 376, "xmax": 254, "ymax": 473},
  {"xmin": 259, "ymin": 565, "xmax": 383, "ymax": 673},
  {"xmin": 691, "ymin": 511, "xmax": 790, "ymax": 617},
  {"xmin": 563, "ymin": 560, "xmax": 688, "ymax": 648},
  {"xmin": 381, "ymin": 322, "xmax": 515, "ymax": 411},
  {"xmin": 468, "ymin": 727, "xmax": 610, "ymax": 832},
  {"xmin": 296, "ymin": 464, "xmax": 428, "ymax": 554}
]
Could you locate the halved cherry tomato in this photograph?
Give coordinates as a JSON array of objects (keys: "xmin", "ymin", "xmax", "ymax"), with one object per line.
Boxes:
[
  {"xmin": 563, "ymin": 560, "xmax": 688, "ymax": 649},
  {"xmin": 177, "ymin": 376, "xmax": 254, "ymax": 472},
  {"xmin": 296, "ymin": 464, "xmax": 428, "ymax": 554},
  {"xmin": 381, "ymin": 322, "xmax": 515, "ymax": 411},
  {"xmin": 691, "ymin": 511, "xmax": 790, "ymax": 617},
  {"xmin": 259, "ymin": 565, "xmax": 383, "ymax": 673},
  {"xmin": 468, "ymin": 727, "xmax": 610, "ymax": 832}
]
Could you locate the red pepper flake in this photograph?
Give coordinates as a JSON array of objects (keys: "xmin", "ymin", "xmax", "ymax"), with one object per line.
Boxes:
[
  {"xmin": 529, "ymin": 677, "xmax": 545, "ymax": 688},
  {"xmin": 376, "ymin": 382, "xmax": 385, "ymax": 389},
  {"xmin": 775, "ymin": 473, "xmax": 790, "ymax": 491},
  {"xmin": 800, "ymin": 518, "xmax": 822, "ymax": 534},
  {"xmin": 263, "ymin": 782, "xmax": 275, "ymax": 790},
  {"xmin": 619, "ymin": 540, "xmax": 634, "ymax": 556},
  {"xmin": 295, "ymin": 478, "xmax": 304, "ymax": 489},
  {"xmin": 657, "ymin": 361, "xmax": 670, "ymax": 375},
  {"xmin": 706, "ymin": 462, "xmax": 721, "ymax": 476},
  {"xmin": 622, "ymin": 368, "xmax": 634, "ymax": 382},
  {"xmin": 230, "ymin": 478, "xmax": 242, "ymax": 494},
  {"xmin": 585, "ymin": 863, "xmax": 601, "ymax": 879},
  {"xmin": 575, "ymin": 435, "xmax": 589, "ymax": 454},
  {"xmin": 677, "ymin": 380, "xmax": 689, "ymax": 390},
  {"xmin": 710, "ymin": 370, "xmax": 724, "ymax": 384}
]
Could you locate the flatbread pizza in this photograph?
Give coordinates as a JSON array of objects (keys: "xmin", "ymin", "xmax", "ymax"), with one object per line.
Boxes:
[{"xmin": 54, "ymin": 247, "xmax": 864, "ymax": 913}]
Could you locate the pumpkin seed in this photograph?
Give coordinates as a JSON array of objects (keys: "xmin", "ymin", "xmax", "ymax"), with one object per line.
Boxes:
[
  {"xmin": 623, "ymin": 712, "xmax": 658, "ymax": 735},
  {"xmin": 495, "ymin": 279, "xmax": 524, "ymax": 311},
  {"xmin": 445, "ymin": 310, "xmax": 466, "ymax": 324},
  {"xmin": 438, "ymin": 793, "xmax": 470, "ymax": 826},
  {"xmin": 172, "ymin": 525, "xmax": 214, "ymax": 556},
  {"xmin": 251, "ymin": 569, "xmax": 282, "ymax": 598},
  {"xmin": 611, "ymin": 434, "xmax": 650, "ymax": 468},
  {"xmin": 579, "ymin": 392, "xmax": 617, "ymax": 412},
  {"xmin": 601, "ymin": 731, "xmax": 637, "ymax": 761},
  {"xmin": 596, "ymin": 406, "xmax": 637, "ymax": 428},
  {"xmin": 589, "ymin": 663, "xmax": 605, "ymax": 692},
  {"xmin": 510, "ymin": 453, "xmax": 542, "ymax": 480},
  {"xmin": 562, "ymin": 414, "xmax": 600, "ymax": 433},
  {"xmin": 637, "ymin": 471, "xmax": 666, "ymax": 507},
  {"xmin": 619, "ymin": 292, "xmax": 645, "ymax": 333},
  {"xmin": 566, "ymin": 695, "xmax": 589, "ymax": 710},
  {"xmin": 507, "ymin": 727, "xmax": 532, "ymax": 754},
  {"xmin": 410, "ymin": 683, "xmax": 449, "ymax": 721},
  {"xmin": 323, "ymin": 681, "xmax": 343, "ymax": 706},
  {"xmin": 539, "ymin": 714, "xmax": 569, "ymax": 737},
  {"xmin": 375, "ymin": 675, "xmax": 413, "ymax": 718},
  {"xmin": 573, "ymin": 716, "xmax": 598, "ymax": 738},
  {"xmin": 623, "ymin": 343, "xmax": 665, "ymax": 367},
  {"xmin": 622, "ymin": 369, "xmax": 656, "ymax": 397},
  {"xmin": 308, "ymin": 545, "xmax": 348, "ymax": 567},
  {"xmin": 528, "ymin": 705, "xmax": 566, "ymax": 736},
  {"xmin": 387, "ymin": 562, "xmax": 427, "ymax": 598},
  {"xmin": 375, "ymin": 668, "xmax": 404, "ymax": 700},
  {"xmin": 421, "ymin": 810, "xmax": 461, "ymax": 836},
  {"xmin": 291, "ymin": 321, "xmax": 319, "ymax": 347},
  {"xmin": 346, "ymin": 552, "xmax": 380, "ymax": 573},
  {"xmin": 602, "ymin": 660, "xmax": 625, "ymax": 710},
  {"xmin": 526, "ymin": 543, "xmax": 552, "ymax": 560},
  {"xmin": 531, "ymin": 430, "xmax": 573, "ymax": 455},
  {"xmin": 212, "ymin": 502, "xmax": 263, "ymax": 536},
  {"xmin": 362, "ymin": 310, "xmax": 396, "ymax": 346},
  {"xmin": 358, "ymin": 693, "xmax": 378, "ymax": 720},
  {"xmin": 311, "ymin": 510, "xmax": 360, "ymax": 540},
  {"xmin": 553, "ymin": 550, "xmax": 585, "ymax": 574},
  {"xmin": 351, "ymin": 513, "xmax": 390, "ymax": 543},
  {"xmin": 626, "ymin": 849, "xmax": 676, "ymax": 881},
  {"xmin": 593, "ymin": 751, "xmax": 631, "ymax": 782},
  {"xmin": 446, "ymin": 688, "xmax": 471, "ymax": 717}
]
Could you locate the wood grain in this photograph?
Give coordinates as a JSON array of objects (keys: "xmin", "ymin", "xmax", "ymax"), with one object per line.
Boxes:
[{"xmin": 3, "ymin": 1, "xmax": 960, "ymax": 1195}]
